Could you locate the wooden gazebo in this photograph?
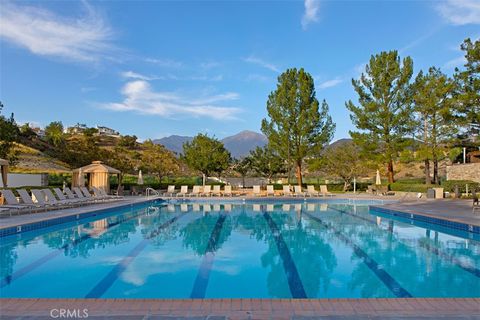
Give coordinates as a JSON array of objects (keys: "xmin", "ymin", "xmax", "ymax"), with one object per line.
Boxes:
[
  {"xmin": 72, "ymin": 161, "xmax": 120, "ymax": 193},
  {"xmin": 0, "ymin": 158, "xmax": 8, "ymax": 188}
]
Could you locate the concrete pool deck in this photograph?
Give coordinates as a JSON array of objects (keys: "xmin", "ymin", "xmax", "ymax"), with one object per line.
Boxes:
[
  {"xmin": 372, "ymin": 199, "xmax": 480, "ymax": 228},
  {"xmin": 1, "ymin": 298, "xmax": 479, "ymax": 319}
]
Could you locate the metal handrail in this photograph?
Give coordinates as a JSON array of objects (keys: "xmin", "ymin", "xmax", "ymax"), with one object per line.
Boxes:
[{"xmin": 146, "ymin": 187, "xmax": 160, "ymax": 198}]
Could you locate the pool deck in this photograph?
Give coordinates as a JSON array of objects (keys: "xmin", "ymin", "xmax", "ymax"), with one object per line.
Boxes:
[
  {"xmin": 372, "ymin": 199, "xmax": 480, "ymax": 228},
  {"xmin": 0, "ymin": 196, "xmax": 154, "ymax": 231},
  {"xmin": 1, "ymin": 298, "xmax": 479, "ymax": 319}
]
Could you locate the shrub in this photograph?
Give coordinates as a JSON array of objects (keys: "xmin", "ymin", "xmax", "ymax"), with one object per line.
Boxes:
[
  {"xmin": 389, "ymin": 183, "xmax": 435, "ymax": 193},
  {"xmin": 441, "ymin": 180, "xmax": 480, "ymax": 193}
]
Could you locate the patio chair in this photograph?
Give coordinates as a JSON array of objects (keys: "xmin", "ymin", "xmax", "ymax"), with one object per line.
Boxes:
[
  {"xmin": 54, "ymin": 188, "xmax": 89, "ymax": 204},
  {"xmin": 42, "ymin": 188, "xmax": 78, "ymax": 207},
  {"xmin": 253, "ymin": 185, "xmax": 262, "ymax": 197},
  {"xmin": 189, "ymin": 185, "xmax": 201, "ymax": 197},
  {"xmin": 320, "ymin": 185, "xmax": 334, "ymax": 197},
  {"xmin": 212, "ymin": 185, "xmax": 221, "ymax": 196},
  {"xmin": 266, "ymin": 185, "xmax": 275, "ymax": 197},
  {"xmin": 223, "ymin": 185, "xmax": 233, "ymax": 197},
  {"xmin": 164, "ymin": 185, "xmax": 176, "ymax": 197},
  {"xmin": 306, "ymin": 185, "xmax": 319, "ymax": 197},
  {"xmin": 282, "ymin": 185, "xmax": 292, "ymax": 197},
  {"xmin": 0, "ymin": 189, "xmax": 34, "ymax": 214},
  {"xmin": 294, "ymin": 185, "xmax": 306, "ymax": 197},
  {"xmin": 201, "ymin": 185, "xmax": 212, "ymax": 197},
  {"xmin": 177, "ymin": 186, "xmax": 189, "ymax": 197},
  {"xmin": 97, "ymin": 187, "xmax": 123, "ymax": 200},
  {"xmin": 31, "ymin": 189, "xmax": 66, "ymax": 208}
]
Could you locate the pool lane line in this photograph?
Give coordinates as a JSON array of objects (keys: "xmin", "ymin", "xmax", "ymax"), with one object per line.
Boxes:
[
  {"xmin": 303, "ymin": 211, "xmax": 412, "ymax": 298},
  {"xmin": 190, "ymin": 214, "xmax": 227, "ymax": 299},
  {"xmin": 85, "ymin": 212, "xmax": 187, "ymax": 299},
  {"xmin": 330, "ymin": 206, "xmax": 480, "ymax": 279},
  {"xmin": 0, "ymin": 206, "xmax": 164, "ymax": 289},
  {"xmin": 263, "ymin": 211, "xmax": 307, "ymax": 299}
]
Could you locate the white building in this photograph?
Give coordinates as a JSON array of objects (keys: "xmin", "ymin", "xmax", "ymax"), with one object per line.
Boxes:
[{"xmin": 96, "ymin": 125, "xmax": 120, "ymax": 136}]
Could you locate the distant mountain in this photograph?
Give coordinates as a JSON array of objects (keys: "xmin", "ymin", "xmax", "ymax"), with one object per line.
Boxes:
[
  {"xmin": 221, "ymin": 130, "xmax": 268, "ymax": 158},
  {"xmin": 326, "ymin": 138, "xmax": 353, "ymax": 149},
  {"xmin": 154, "ymin": 130, "xmax": 267, "ymax": 158},
  {"xmin": 153, "ymin": 135, "xmax": 193, "ymax": 155}
]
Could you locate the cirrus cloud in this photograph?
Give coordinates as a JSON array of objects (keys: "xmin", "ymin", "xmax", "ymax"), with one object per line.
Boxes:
[
  {"xmin": 0, "ymin": 1, "xmax": 114, "ymax": 62},
  {"xmin": 436, "ymin": 0, "xmax": 480, "ymax": 25},
  {"xmin": 98, "ymin": 79, "xmax": 241, "ymax": 120}
]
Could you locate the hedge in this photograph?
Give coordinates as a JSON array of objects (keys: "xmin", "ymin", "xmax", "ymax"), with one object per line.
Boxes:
[{"xmin": 441, "ymin": 180, "xmax": 480, "ymax": 193}]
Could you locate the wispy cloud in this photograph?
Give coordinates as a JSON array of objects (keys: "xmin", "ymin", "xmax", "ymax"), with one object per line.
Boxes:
[
  {"xmin": 98, "ymin": 80, "xmax": 241, "ymax": 120},
  {"xmin": 121, "ymin": 71, "xmax": 162, "ymax": 81},
  {"xmin": 0, "ymin": 1, "xmax": 114, "ymax": 62},
  {"xmin": 317, "ymin": 78, "xmax": 343, "ymax": 89},
  {"xmin": 436, "ymin": 0, "xmax": 480, "ymax": 25},
  {"xmin": 301, "ymin": 0, "xmax": 321, "ymax": 30},
  {"xmin": 145, "ymin": 57, "xmax": 183, "ymax": 68},
  {"xmin": 443, "ymin": 56, "xmax": 467, "ymax": 70},
  {"xmin": 200, "ymin": 61, "xmax": 222, "ymax": 69},
  {"xmin": 243, "ymin": 55, "xmax": 280, "ymax": 73},
  {"xmin": 246, "ymin": 74, "xmax": 272, "ymax": 83}
]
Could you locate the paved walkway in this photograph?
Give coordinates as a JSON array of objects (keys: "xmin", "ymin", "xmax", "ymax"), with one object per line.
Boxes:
[
  {"xmin": 1, "ymin": 298, "xmax": 479, "ymax": 319},
  {"xmin": 0, "ymin": 196, "xmax": 156, "ymax": 230},
  {"xmin": 375, "ymin": 199, "xmax": 480, "ymax": 227}
]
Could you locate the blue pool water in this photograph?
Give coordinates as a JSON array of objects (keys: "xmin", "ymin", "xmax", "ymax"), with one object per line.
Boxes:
[{"xmin": 1, "ymin": 200, "xmax": 479, "ymax": 299}]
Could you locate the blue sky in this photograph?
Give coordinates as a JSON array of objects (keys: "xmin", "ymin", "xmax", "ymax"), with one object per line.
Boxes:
[{"xmin": 1, "ymin": 0, "xmax": 479, "ymax": 142}]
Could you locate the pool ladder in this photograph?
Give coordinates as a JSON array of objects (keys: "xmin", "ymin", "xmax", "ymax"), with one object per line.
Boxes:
[{"xmin": 146, "ymin": 187, "xmax": 160, "ymax": 199}]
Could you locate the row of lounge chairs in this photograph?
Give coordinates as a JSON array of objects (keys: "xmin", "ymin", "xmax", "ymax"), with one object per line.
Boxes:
[
  {"xmin": 163, "ymin": 184, "xmax": 333, "ymax": 197},
  {"xmin": 0, "ymin": 186, "xmax": 123, "ymax": 216}
]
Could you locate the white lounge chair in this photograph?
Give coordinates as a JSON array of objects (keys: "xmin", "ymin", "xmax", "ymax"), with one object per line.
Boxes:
[
  {"xmin": 16, "ymin": 189, "xmax": 50, "ymax": 211},
  {"xmin": 42, "ymin": 188, "xmax": 78, "ymax": 207},
  {"xmin": 177, "ymin": 186, "xmax": 189, "ymax": 197},
  {"xmin": 253, "ymin": 185, "xmax": 262, "ymax": 197},
  {"xmin": 201, "ymin": 185, "xmax": 212, "ymax": 197},
  {"xmin": 282, "ymin": 185, "xmax": 292, "ymax": 197},
  {"xmin": 306, "ymin": 185, "xmax": 319, "ymax": 197},
  {"xmin": 320, "ymin": 185, "xmax": 334, "ymax": 197},
  {"xmin": 0, "ymin": 189, "xmax": 33, "ymax": 214},
  {"xmin": 212, "ymin": 185, "xmax": 221, "ymax": 197},
  {"xmin": 31, "ymin": 189, "xmax": 66, "ymax": 208},
  {"xmin": 164, "ymin": 185, "xmax": 176, "ymax": 197},
  {"xmin": 266, "ymin": 185, "xmax": 275, "ymax": 197},
  {"xmin": 189, "ymin": 185, "xmax": 201, "ymax": 197},
  {"xmin": 223, "ymin": 185, "xmax": 232, "ymax": 197},
  {"xmin": 294, "ymin": 185, "xmax": 305, "ymax": 197}
]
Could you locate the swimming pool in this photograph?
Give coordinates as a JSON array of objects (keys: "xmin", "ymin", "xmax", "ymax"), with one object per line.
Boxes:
[{"xmin": 1, "ymin": 200, "xmax": 479, "ymax": 299}]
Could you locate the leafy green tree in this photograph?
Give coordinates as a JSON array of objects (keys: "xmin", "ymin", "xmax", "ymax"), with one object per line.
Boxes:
[
  {"xmin": 82, "ymin": 127, "xmax": 98, "ymax": 137},
  {"xmin": 104, "ymin": 146, "xmax": 136, "ymax": 187},
  {"xmin": 454, "ymin": 38, "xmax": 480, "ymax": 145},
  {"xmin": 311, "ymin": 141, "xmax": 366, "ymax": 191},
  {"xmin": 44, "ymin": 121, "xmax": 65, "ymax": 146},
  {"xmin": 118, "ymin": 135, "xmax": 138, "ymax": 148},
  {"xmin": 0, "ymin": 102, "xmax": 19, "ymax": 164},
  {"xmin": 413, "ymin": 67, "xmax": 457, "ymax": 184},
  {"xmin": 141, "ymin": 140, "xmax": 179, "ymax": 182},
  {"xmin": 346, "ymin": 51, "xmax": 415, "ymax": 183},
  {"xmin": 18, "ymin": 123, "xmax": 36, "ymax": 139},
  {"xmin": 261, "ymin": 68, "xmax": 335, "ymax": 186},
  {"xmin": 248, "ymin": 145, "xmax": 286, "ymax": 183},
  {"xmin": 182, "ymin": 134, "xmax": 231, "ymax": 185}
]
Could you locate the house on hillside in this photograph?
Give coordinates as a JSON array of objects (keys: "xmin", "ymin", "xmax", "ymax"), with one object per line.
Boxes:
[
  {"xmin": 96, "ymin": 125, "xmax": 120, "ymax": 137},
  {"xmin": 65, "ymin": 123, "xmax": 88, "ymax": 134},
  {"xmin": 30, "ymin": 127, "xmax": 46, "ymax": 138}
]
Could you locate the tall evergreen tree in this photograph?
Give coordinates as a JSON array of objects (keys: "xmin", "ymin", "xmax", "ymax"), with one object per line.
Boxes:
[
  {"xmin": 454, "ymin": 38, "xmax": 480, "ymax": 146},
  {"xmin": 261, "ymin": 68, "xmax": 335, "ymax": 186},
  {"xmin": 413, "ymin": 67, "xmax": 457, "ymax": 184},
  {"xmin": 346, "ymin": 51, "xmax": 415, "ymax": 183},
  {"xmin": 0, "ymin": 102, "xmax": 19, "ymax": 164}
]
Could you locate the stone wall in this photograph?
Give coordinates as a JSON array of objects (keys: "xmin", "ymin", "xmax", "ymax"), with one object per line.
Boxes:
[{"xmin": 446, "ymin": 163, "xmax": 480, "ymax": 183}]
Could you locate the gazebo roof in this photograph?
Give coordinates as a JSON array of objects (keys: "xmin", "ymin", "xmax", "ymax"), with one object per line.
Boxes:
[
  {"xmin": 0, "ymin": 159, "xmax": 8, "ymax": 166},
  {"xmin": 73, "ymin": 161, "xmax": 120, "ymax": 174}
]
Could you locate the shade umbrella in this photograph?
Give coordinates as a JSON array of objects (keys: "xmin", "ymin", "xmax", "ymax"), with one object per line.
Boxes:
[
  {"xmin": 0, "ymin": 159, "xmax": 8, "ymax": 188},
  {"xmin": 137, "ymin": 170, "xmax": 144, "ymax": 185},
  {"xmin": 375, "ymin": 170, "xmax": 381, "ymax": 185}
]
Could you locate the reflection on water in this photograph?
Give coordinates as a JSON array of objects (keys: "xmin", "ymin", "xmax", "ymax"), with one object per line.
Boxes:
[{"xmin": 0, "ymin": 201, "xmax": 479, "ymax": 298}]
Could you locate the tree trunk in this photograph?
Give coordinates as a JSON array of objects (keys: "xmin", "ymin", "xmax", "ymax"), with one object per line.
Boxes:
[
  {"xmin": 387, "ymin": 160, "xmax": 395, "ymax": 183},
  {"xmin": 424, "ymin": 159, "xmax": 431, "ymax": 184},
  {"xmin": 433, "ymin": 155, "xmax": 439, "ymax": 185},
  {"xmin": 202, "ymin": 173, "xmax": 206, "ymax": 186},
  {"xmin": 242, "ymin": 175, "xmax": 246, "ymax": 188},
  {"xmin": 343, "ymin": 180, "xmax": 350, "ymax": 192},
  {"xmin": 296, "ymin": 161, "xmax": 302, "ymax": 186}
]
